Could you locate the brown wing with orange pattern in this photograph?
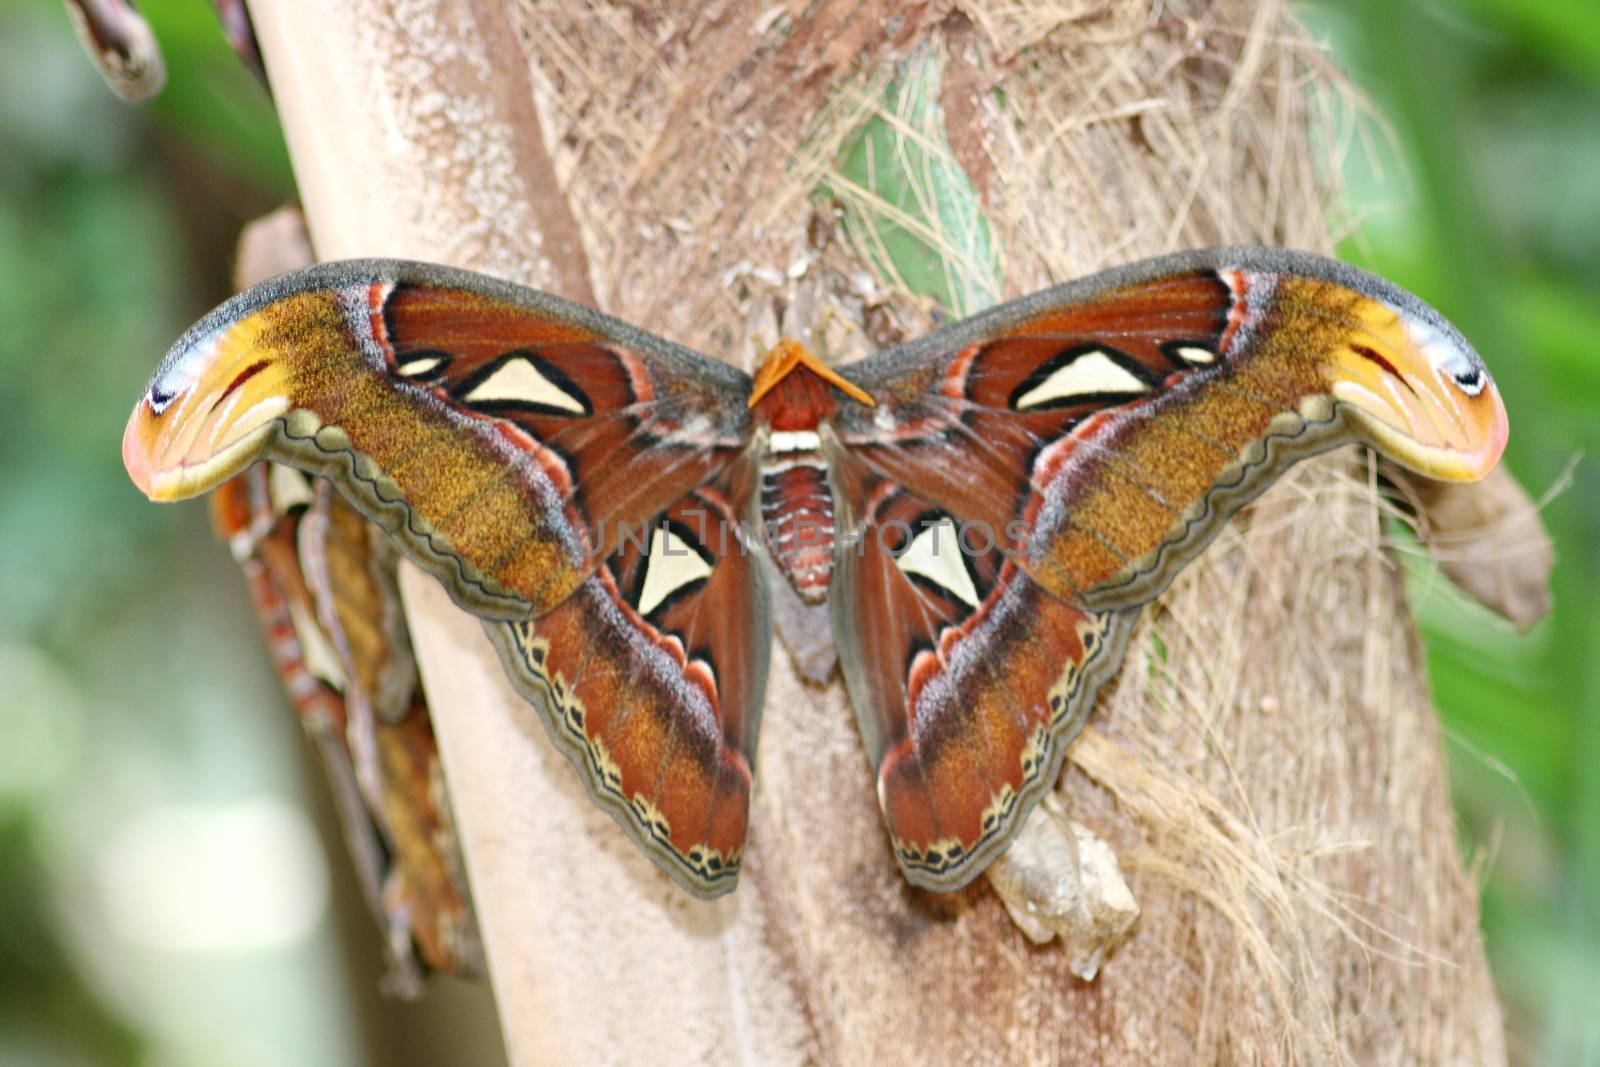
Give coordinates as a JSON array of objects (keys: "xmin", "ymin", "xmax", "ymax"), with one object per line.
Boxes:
[{"xmin": 125, "ymin": 260, "xmax": 753, "ymax": 620}]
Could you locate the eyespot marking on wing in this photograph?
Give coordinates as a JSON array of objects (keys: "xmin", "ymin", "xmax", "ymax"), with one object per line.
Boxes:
[
  {"xmin": 1406, "ymin": 316, "xmax": 1487, "ymax": 397},
  {"xmin": 635, "ymin": 521, "xmax": 716, "ymax": 617},
  {"xmin": 456, "ymin": 352, "xmax": 592, "ymax": 416},
  {"xmin": 396, "ymin": 349, "xmax": 452, "ymax": 379},
  {"xmin": 893, "ymin": 516, "xmax": 980, "ymax": 609},
  {"xmin": 1010, "ymin": 347, "xmax": 1154, "ymax": 411},
  {"xmin": 1161, "ymin": 340, "xmax": 1216, "ymax": 366}
]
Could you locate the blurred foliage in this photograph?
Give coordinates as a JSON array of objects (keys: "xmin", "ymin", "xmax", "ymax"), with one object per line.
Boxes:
[
  {"xmin": 134, "ymin": 2, "xmax": 292, "ymax": 192},
  {"xmin": 1304, "ymin": 0, "xmax": 1600, "ymax": 1062},
  {"xmin": 0, "ymin": 814, "xmax": 144, "ymax": 1067}
]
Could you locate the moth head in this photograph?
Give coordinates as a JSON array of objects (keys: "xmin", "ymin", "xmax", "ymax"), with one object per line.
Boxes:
[
  {"xmin": 1326, "ymin": 296, "xmax": 1507, "ymax": 482},
  {"xmin": 749, "ymin": 338, "xmax": 874, "ymax": 409},
  {"xmin": 123, "ymin": 300, "xmax": 300, "ymax": 501}
]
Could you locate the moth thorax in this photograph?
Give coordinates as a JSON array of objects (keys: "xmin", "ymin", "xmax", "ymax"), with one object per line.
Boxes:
[
  {"xmin": 748, "ymin": 337, "xmax": 874, "ymax": 414},
  {"xmin": 747, "ymin": 339, "xmax": 875, "ymax": 603}
]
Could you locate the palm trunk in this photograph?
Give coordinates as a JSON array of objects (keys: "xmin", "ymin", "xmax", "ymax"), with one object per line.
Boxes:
[{"xmin": 248, "ymin": 1, "xmax": 1507, "ymax": 1062}]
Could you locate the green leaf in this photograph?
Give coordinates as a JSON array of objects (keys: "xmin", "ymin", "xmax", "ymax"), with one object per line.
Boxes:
[{"xmin": 823, "ymin": 51, "xmax": 1001, "ymax": 317}]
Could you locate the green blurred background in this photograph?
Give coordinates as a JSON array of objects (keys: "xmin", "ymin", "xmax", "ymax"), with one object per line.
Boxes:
[{"xmin": 0, "ymin": 0, "xmax": 1594, "ymax": 1064}]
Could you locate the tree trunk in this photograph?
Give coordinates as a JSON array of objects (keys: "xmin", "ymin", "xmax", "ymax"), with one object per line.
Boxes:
[{"xmin": 247, "ymin": 1, "xmax": 1508, "ymax": 1063}]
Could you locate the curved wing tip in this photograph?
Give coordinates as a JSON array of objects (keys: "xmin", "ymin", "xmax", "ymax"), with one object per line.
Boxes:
[
  {"xmin": 1316, "ymin": 282, "xmax": 1508, "ymax": 482},
  {"xmin": 1445, "ymin": 379, "xmax": 1510, "ymax": 481},
  {"xmin": 1487, "ymin": 385, "xmax": 1510, "ymax": 472},
  {"xmin": 681, "ymin": 874, "xmax": 741, "ymax": 899},
  {"xmin": 121, "ymin": 403, "xmax": 156, "ymax": 499}
]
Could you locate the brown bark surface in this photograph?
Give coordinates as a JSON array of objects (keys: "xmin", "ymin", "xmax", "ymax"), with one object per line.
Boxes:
[{"xmin": 248, "ymin": 1, "xmax": 1507, "ymax": 1063}]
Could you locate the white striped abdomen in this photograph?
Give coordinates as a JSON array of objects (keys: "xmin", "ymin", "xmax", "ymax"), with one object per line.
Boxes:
[{"xmin": 761, "ymin": 456, "xmax": 834, "ymax": 602}]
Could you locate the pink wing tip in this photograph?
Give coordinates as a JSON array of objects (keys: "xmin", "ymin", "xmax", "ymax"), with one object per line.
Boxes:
[{"xmin": 122, "ymin": 402, "xmax": 157, "ymax": 498}]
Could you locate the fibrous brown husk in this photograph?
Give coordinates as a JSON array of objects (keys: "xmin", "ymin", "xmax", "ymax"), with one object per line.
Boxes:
[{"xmin": 253, "ymin": 0, "xmax": 1510, "ymax": 1062}]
